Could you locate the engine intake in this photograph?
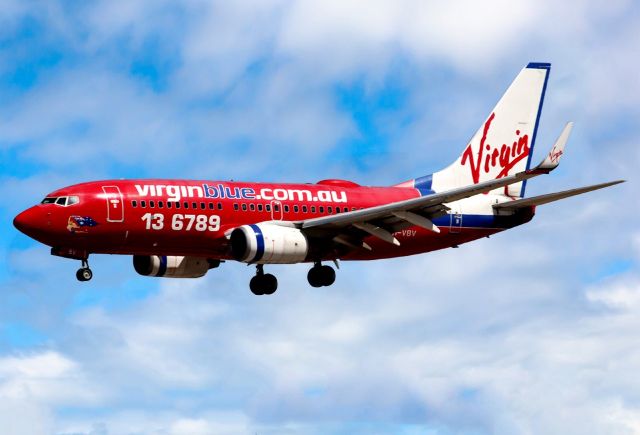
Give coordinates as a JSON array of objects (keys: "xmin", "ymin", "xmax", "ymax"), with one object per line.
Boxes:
[
  {"xmin": 133, "ymin": 255, "xmax": 215, "ymax": 278},
  {"xmin": 230, "ymin": 223, "xmax": 309, "ymax": 264}
]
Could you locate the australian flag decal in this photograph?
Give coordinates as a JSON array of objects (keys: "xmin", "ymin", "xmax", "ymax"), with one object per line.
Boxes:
[{"xmin": 67, "ymin": 216, "xmax": 98, "ymax": 233}]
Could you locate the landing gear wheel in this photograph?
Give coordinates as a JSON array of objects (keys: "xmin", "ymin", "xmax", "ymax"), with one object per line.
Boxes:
[
  {"xmin": 307, "ymin": 267, "xmax": 323, "ymax": 288},
  {"xmin": 320, "ymin": 265, "xmax": 335, "ymax": 286},
  {"xmin": 308, "ymin": 263, "xmax": 336, "ymax": 287},
  {"xmin": 262, "ymin": 274, "xmax": 278, "ymax": 295},
  {"xmin": 250, "ymin": 275, "xmax": 265, "ymax": 295},
  {"xmin": 76, "ymin": 268, "xmax": 93, "ymax": 282},
  {"xmin": 250, "ymin": 266, "xmax": 278, "ymax": 295}
]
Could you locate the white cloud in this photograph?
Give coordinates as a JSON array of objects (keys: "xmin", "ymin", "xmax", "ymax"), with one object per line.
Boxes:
[
  {"xmin": 587, "ymin": 275, "xmax": 640, "ymax": 310},
  {"xmin": 17, "ymin": 232, "xmax": 620, "ymax": 432},
  {"xmin": 0, "ymin": 399, "xmax": 52, "ymax": 435},
  {"xmin": 0, "ymin": 351, "xmax": 104, "ymax": 415}
]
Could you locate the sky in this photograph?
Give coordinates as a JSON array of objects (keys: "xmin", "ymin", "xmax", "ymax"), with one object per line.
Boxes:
[{"xmin": 0, "ymin": 1, "xmax": 639, "ymax": 434}]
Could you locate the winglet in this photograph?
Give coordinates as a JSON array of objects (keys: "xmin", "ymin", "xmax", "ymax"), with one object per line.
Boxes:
[{"xmin": 535, "ymin": 122, "xmax": 573, "ymax": 171}]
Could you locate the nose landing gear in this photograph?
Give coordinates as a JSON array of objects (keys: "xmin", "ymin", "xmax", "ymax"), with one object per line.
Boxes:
[
  {"xmin": 76, "ymin": 259, "xmax": 93, "ymax": 282},
  {"xmin": 249, "ymin": 265, "xmax": 278, "ymax": 295},
  {"xmin": 307, "ymin": 262, "xmax": 336, "ymax": 287}
]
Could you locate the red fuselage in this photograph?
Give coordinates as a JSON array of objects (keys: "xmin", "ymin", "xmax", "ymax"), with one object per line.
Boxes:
[{"xmin": 13, "ymin": 179, "xmax": 532, "ymax": 264}]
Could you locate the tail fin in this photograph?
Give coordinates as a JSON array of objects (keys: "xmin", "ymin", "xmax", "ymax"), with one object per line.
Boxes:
[{"xmin": 430, "ymin": 62, "xmax": 550, "ymax": 198}]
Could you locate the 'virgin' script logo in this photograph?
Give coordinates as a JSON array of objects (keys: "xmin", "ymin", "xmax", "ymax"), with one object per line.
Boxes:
[
  {"xmin": 460, "ymin": 113, "xmax": 530, "ymax": 184},
  {"xmin": 548, "ymin": 145, "xmax": 563, "ymax": 164}
]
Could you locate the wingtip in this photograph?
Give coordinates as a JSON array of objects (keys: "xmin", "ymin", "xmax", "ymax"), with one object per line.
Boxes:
[{"xmin": 536, "ymin": 122, "xmax": 573, "ymax": 171}]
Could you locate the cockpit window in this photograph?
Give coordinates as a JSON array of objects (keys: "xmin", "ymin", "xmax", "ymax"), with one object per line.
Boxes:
[{"xmin": 41, "ymin": 196, "xmax": 80, "ymax": 206}]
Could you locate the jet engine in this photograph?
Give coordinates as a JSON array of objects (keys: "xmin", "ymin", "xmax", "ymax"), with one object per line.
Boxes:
[
  {"xmin": 230, "ymin": 223, "xmax": 309, "ymax": 264},
  {"xmin": 133, "ymin": 255, "xmax": 215, "ymax": 278}
]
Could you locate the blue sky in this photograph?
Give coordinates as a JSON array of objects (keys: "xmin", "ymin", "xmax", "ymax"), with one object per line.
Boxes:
[{"xmin": 1, "ymin": 1, "xmax": 639, "ymax": 434}]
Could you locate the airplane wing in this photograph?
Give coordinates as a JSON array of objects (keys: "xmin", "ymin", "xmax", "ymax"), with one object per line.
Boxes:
[
  {"xmin": 292, "ymin": 128, "xmax": 572, "ymax": 248},
  {"xmin": 493, "ymin": 180, "xmax": 624, "ymax": 210}
]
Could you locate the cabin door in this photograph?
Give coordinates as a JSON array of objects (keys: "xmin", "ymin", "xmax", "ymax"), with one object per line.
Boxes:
[
  {"xmin": 102, "ymin": 186, "xmax": 125, "ymax": 222},
  {"xmin": 270, "ymin": 200, "xmax": 283, "ymax": 221},
  {"xmin": 449, "ymin": 209, "xmax": 463, "ymax": 234}
]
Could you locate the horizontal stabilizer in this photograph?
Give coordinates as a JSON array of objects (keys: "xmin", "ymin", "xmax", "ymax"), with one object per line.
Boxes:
[{"xmin": 493, "ymin": 180, "xmax": 625, "ymax": 210}]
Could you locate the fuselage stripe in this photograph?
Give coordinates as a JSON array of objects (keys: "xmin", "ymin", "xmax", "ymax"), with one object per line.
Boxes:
[
  {"xmin": 248, "ymin": 224, "xmax": 265, "ymax": 263},
  {"xmin": 158, "ymin": 255, "xmax": 168, "ymax": 277}
]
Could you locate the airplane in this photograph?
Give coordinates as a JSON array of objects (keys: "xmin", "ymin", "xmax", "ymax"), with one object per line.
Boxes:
[{"xmin": 13, "ymin": 62, "xmax": 624, "ymax": 295}]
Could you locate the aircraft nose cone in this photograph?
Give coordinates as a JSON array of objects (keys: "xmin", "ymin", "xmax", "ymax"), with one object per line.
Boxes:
[{"xmin": 13, "ymin": 206, "xmax": 42, "ymax": 237}]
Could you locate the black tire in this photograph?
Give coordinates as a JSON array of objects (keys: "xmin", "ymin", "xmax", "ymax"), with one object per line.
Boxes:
[
  {"xmin": 320, "ymin": 265, "xmax": 336, "ymax": 286},
  {"xmin": 307, "ymin": 267, "xmax": 323, "ymax": 288},
  {"xmin": 76, "ymin": 268, "xmax": 92, "ymax": 282},
  {"xmin": 263, "ymin": 274, "xmax": 278, "ymax": 295},
  {"xmin": 249, "ymin": 276, "xmax": 264, "ymax": 295}
]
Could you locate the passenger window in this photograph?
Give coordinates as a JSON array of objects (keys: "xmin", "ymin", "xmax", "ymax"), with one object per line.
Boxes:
[
  {"xmin": 56, "ymin": 197, "xmax": 67, "ymax": 206},
  {"xmin": 234, "ymin": 203, "xmax": 239, "ymax": 211},
  {"xmin": 192, "ymin": 202, "xmax": 197, "ymax": 209},
  {"xmin": 183, "ymin": 202, "xmax": 189, "ymax": 209},
  {"xmin": 166, "ymin": 201, "xmax": 172, "ymax": 209},
  {"xmin": 258, "ymin": 204, "xmax": 263, "ymax": 212},
  {"xmin": 158, "ymin": 201, "xmax": 164, "ymax": 208},
  {"xmin": 302, "ymin": 205, "xmax": 308, "ymax": 213},
  {"xmin": 284, "ymin": 205, "xmax": 289, "ymax": 213},
  {"xmin": 327, "ymin": 206, "xmax": 333, "ymax": 214},
  {"xmin": 293, "ymin": 205, "xmax": 299, "ymax": 213},
  {"xmin": 311, "ymin": 206, "xmax": 316, "ymax": 213},
  {"xmin": 344, "ymin": 207, "xmax": 349, "ymax": 213},
  {"xmin": 266, "ymin": 204, "xmax": 271, "ymax": 212},
  {"xmin": 352, "ymin": 207, "xmax": 356, "ymax": 211},
  {"xmin": 335, "ymin": 208, "xmax": 340, "ymax": 214},
  {"xmin": 250, "ymin": 204, "xmax": 255, "ymax": 211},
  {"xmin": 150, "ymin": 200, "xmax": 155, "ymax": 208},
  {"xmin": 67, "ymin": 196, "xmax": 79, "ymax": 205},
  {"xmin": 217, "ymin": 202, "xmax": 223, "ymax": 210},
  {"xmin": 132, "ymin": 200, "xmax": 138, "ymax": 208},
  {"xmin": 200, "ymin": 202, "xmax": 205, "ymax": 210},
  {"xmin": 242, "ymin": 203, "xmax": 247, "ymax": 211},
  {"xmin": 141, "ymin": 200, "xmax": 147, "ymax": 208},
  {"xmin": 319, "ymin": 206, "xmax": 324, "ymax": 213},
  {"xmin": 208, "ymin": 202, "xmax": 214, "ymax": 210},
  {"xmin": 174, "ymin": 202, "xmax": 180, "ymax": 209},
  {"xmin": 274, "ymin": 204, "xmax": 280, "ymax": 212}
]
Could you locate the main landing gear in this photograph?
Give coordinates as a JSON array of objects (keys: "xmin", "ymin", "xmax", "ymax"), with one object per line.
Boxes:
[
  {"xmin": 250, "ymin": 265, "xmax": 278, "ymax": 295},
  {"xmin": 248, "ymin": 262, "xmax": 337, "ymax": 295},
  {"xmin": 307, "ymin": 262, "xmax": 336, "ymax": 288},
  {"xmin": 76, "ymin": 259, "xmax": 93, "ymax": 282}
]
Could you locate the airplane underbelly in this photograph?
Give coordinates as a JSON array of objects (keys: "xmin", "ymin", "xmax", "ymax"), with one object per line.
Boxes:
[{"xmin": 341, "ymin": 226, "xmax": 502, "ymax": 261}]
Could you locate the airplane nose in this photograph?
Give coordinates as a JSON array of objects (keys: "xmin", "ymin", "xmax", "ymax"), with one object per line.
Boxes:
[{"xmin": 13, "ymin": 206, "xmax": 43, "ymax": 237}]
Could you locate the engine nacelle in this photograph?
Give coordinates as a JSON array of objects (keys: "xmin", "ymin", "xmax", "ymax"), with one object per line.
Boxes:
[
  {"xmin": 133, "ymin": 255, "xmax": 214, "ymax": 278},
  {"xmin": 230, "ymin": 223, "xmax": 309, "ymax": 264}
]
